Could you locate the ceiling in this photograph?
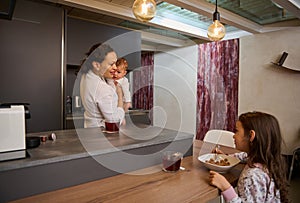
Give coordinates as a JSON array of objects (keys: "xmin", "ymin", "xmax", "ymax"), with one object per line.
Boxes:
[{"xmin": 47, "ymin": 0, "xmax": 300, "ymax": 49}]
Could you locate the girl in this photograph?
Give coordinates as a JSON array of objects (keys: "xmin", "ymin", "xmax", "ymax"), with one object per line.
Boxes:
[{"xmin": 209, "ymin": 111, "xmax": 289, "ymax": 203}]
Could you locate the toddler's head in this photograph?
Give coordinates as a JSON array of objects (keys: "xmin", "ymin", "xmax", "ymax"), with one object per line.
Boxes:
[{"xmin": 114, "ymin": 58, "xmax": 128, "ymax": 80}]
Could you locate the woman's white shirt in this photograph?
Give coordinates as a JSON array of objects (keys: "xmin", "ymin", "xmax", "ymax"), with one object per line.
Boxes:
[{"xmin": 80, "ymin": 70, "xmax": 125, "ymax": 128}]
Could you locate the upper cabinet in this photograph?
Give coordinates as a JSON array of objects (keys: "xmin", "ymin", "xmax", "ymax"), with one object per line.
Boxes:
[{"xmin": 66, "ymin": 17, "xmax": 141, "ymax": 71}]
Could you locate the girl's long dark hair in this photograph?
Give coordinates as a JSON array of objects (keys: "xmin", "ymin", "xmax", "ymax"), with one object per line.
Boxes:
[{"xmin": 239, "ymin": 111, "xmax": 289, "ymax": 203}]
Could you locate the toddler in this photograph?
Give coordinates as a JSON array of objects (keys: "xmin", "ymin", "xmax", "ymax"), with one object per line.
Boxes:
[{"xmin": 114, "ymin": 58, "xmax": 132, "ymax": 112}]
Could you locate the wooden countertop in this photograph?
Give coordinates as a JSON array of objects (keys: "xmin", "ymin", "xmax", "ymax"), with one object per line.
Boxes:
[{"xmin": 12, "ymin": 140, "xmax": 244, "ymax": 203}]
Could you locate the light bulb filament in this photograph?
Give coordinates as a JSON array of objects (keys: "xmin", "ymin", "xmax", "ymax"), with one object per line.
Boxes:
[
  {"xmin": 141, "ymin": 1, "xmax": 148, "ymax": 15},
  {"xmin": 207, "ymin": 20, "xmax": 226, "ymax": 41}
]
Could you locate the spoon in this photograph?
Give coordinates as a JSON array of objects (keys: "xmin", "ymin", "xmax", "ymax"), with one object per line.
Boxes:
[{"xmin": 214, "ymin": 145, "xmax": 221, "ymax": 162}]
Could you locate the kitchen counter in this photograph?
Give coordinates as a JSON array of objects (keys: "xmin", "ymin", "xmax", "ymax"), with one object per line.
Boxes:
[
  {"xmin": 0, "ymin": 124, "xmax": 193, "ymax": 202},
  {"xmin": 11, "ymin": 140, "xmax": 244, "ymax": 203}
]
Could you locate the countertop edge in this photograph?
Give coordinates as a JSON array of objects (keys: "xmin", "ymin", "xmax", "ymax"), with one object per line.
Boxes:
[{"xmin": 0, "ymin": 129, "xmax": 194, "ymax": 172}]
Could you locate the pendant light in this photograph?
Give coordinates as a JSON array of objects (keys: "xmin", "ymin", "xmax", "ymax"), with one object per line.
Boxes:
[
  {"xmin": 207, "ymin": 0, "xmax": 226, "ymax": 41},
  {"xmin": 132, "ymin": 0, "xmax": 156, "ymax": 22}
]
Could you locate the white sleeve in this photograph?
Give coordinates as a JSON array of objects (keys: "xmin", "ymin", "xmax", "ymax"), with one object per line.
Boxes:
[
  {"xmin": 233, "ymin": 152, "xmax": 248, "ymax": 163},
  {"xmin": 119, "ymin": 78, "xmax": 131, "ymax": 102},
  {"xmin": 96, "ymin": 83, "xmax": 125, "ymax": 122}
]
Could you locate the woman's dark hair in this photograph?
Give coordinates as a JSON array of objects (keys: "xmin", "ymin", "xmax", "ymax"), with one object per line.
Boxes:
[
  {"xmin": 79, "ymin": 43, "xmax": 114, "ymax": 74},
  {"xmin": 239, "ymin": 111, "xmax": 289, "ymax": 203}
]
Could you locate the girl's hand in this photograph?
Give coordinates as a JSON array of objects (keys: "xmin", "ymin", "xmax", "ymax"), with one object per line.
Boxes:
[{"xmin": 209, "ymin": 171, "xmax": 231, "ymax": 191}]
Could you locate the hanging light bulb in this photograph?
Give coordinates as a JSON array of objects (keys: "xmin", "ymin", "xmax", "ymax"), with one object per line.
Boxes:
[
  {"xmin": 132, "ymin": 0, "xmax": 156, "ymax": 22},
  {"xmin": 207, "ymin": 0, "xmax": 226, "ymax": 41}
]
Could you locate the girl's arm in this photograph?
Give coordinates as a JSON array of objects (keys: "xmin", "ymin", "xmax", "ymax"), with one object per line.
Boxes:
[
  {"xmin": 232, "ymin": 152, "xmax": 248, "ymax": 163},
  {"xmin": 212, "ymin": 148, "xmax": 248, "ymax": 163},
  {"xmin": 210, "ymin": 167, "xmax": 273, "ymax": 203}
]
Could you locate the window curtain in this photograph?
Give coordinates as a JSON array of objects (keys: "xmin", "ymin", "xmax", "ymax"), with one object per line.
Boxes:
[
  {"xmin": 196, "ymin": 39, "xmax": 239, "ymax": 140},
  {"xmin": 132, "ymin": 51, "xmax": 154, "ymax": 110}
]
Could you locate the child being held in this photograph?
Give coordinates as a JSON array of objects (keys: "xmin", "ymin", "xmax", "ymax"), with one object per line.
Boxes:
[{"xmin": 114, "ymin": 58, "xmax": 132, "ymax": 112}]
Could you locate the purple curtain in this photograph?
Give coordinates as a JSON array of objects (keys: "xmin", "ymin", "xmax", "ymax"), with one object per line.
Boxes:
[
  {"xmin": 132, "ymin": 51, "xmax": 154, "ymax": 110},
  {"xmin": 196, "ymin": 39, "xmax": 239, "ymax": 140}
]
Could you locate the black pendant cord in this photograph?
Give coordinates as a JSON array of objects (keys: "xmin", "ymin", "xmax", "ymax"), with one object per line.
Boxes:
[{"xmin": 213, "ymin": 0, "xmax": 220, "ymax": 21}]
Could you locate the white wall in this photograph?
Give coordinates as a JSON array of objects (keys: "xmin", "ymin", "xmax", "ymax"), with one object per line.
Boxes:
[
  {"xmin": 153, "ymin": 46, "xmax": 198, "ymax": 136},
  {"xmin": 239, "ymin": 27, "xmax": 300, "ymax": 150},
  {"xmin": 152, "ymin": 28, "xmax": 300, "ymax": 147}
]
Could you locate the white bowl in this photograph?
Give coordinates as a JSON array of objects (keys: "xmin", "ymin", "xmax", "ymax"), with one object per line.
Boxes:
[{"xmin": 198, "ymin": 153, "xmax": 240, "ymax": 173}]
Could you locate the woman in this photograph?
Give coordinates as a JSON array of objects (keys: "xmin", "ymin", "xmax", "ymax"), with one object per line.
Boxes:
[
  {"xmin": 79, "ymin": 43, "xmax": 124, "ymax": 128},
  {"xmin": 209, "ymin": 111, "xmax": 289, "ymax": 203}
]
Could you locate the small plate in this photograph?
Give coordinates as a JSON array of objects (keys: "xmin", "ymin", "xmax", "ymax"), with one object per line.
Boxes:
[{"xmin": 198, "ymin": 153, "xmax": 240, "ymax": 173}]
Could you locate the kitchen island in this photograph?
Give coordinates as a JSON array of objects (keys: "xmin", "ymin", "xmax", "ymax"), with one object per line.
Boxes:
[{"xmin": 0, "ymin": 125, "xmax": 193, "ymax": 202}]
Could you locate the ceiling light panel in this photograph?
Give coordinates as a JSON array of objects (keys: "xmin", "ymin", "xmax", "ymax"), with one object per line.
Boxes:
[
  {"xmin": 156, "ymin": 2, "xmax": 239, "ymax": 32},
  {"xmin": 206, "ymin": 0, "xmax": 296, "ymax": 25}
]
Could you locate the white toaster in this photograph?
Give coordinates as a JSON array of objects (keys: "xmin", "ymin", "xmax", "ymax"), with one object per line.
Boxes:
[{"xmin": 0, "ymin": 105, "xmax": 26, "ymax": 161}]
